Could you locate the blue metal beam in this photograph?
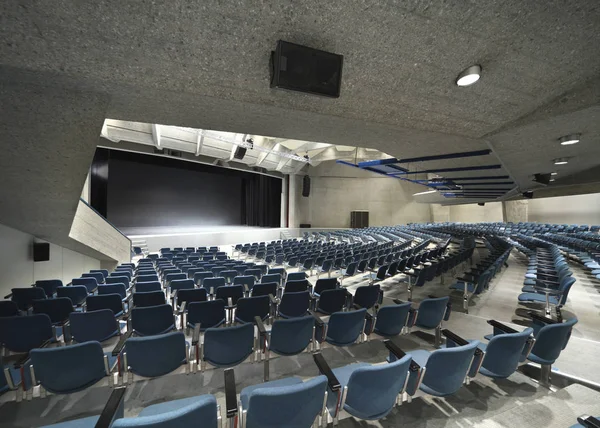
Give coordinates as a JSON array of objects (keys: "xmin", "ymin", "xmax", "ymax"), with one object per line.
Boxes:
[
  {"xmin": 392, "ymin": 164, "xmax": 502, "ymax": 175},
  {"xmin": 357, "ymin": 149, "xmax": 492, "ymax": 168},
  {"xmin": 457, "ymin": 182, "xmax": 514, "ymax": 186},
  {"xmin": 449, "ymin": 176, "xmax": 511, "ymax": 181}
]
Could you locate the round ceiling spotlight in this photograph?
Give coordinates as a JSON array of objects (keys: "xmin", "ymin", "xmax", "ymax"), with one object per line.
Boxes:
[
  {"xmin": 553, "ymin": 157, "xmax": 570, "ymax": 165},
  {"xmin": 550, "ymin": 178, "xmax": 556, "ymax": 182},
  {"xmin": 456, "ymin": 64, "xmax": 482, "ymax": 86},
  {"xmin": 558, "ymin": 133, "xmax": 581, "ymax": 146},
  {"xmin": 551, "ymin": 172, "xmax": 558, "ymax": 175}
]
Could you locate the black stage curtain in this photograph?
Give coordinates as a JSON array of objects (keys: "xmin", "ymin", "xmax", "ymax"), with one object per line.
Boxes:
[{"xmin": 243, "ymin": 174, "xmax": 282, "ymax": 227}]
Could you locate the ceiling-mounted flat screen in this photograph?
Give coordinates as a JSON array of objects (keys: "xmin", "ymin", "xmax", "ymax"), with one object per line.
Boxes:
[{"xmin": 270, "ymin": 40, "xmax": 343, "ymax": 98}]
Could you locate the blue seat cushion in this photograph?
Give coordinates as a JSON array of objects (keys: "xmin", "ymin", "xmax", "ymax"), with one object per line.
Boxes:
[
  {"xmin": 449, "ymin": 282, "xmax": 476, "ymax": 293},
  {"xmin": 137, "ymin": 394, "xmax": 213, "ymax": 417},
  {"xmin": 240, "ymin": 376, "xmax": 303, "ymax": 410},
  {"xmin": 518, "ymin": 293, "xmax": 558, "ymax": 305},
  {"xmin": 40, "ymin": 416, "xmax": 100, "ymax": 427}
]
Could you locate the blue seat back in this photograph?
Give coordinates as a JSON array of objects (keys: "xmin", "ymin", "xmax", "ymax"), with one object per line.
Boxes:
[
  {"xmin": 286, "ymin": 272, "xmax": 306, "ymax": 282},
  {"xmin": 261, "ymin": 273, "xmax": 281, "ymax": 285},
  {"xmin": 112, "ymin": 395, "xmax": 218, "ymax": 428},
  {"xmin": 415, "ymin": 296, "xmax": 449, "ymax": 329},
  {"xmin": 136, "ymin": 281, "xmax": 162, "ymax": 293},
  {"xmin": 270, "ymin": 316, "xmax": 314, "ymax": 356},
  {"xmin": 325, "ymin": 309, "xmax": 366, "ymax": 346},
  {"xmin": 35, "ymin": 279, "xmax": 62, "ymax": 296},
  {"xmin": 235, "ymin": 295, "xmax": 270, "ymax": 323},
  {"xmin": 374, "ymin": 302, "xmax": 411, "ymax": 336},
  {"xmin": 353, "ymin": 285, "xmax": 380, "ymax": 309},
  {"xmin": 215, "ymin": 285, "xmax": 244, "ymax": 306},
  {"xmin": 98, "ymin": 283, "xmax": 127, "ymax": 300},
  {"xmin": 187, "ymin": 300, "xmax": 226, "ymax": 330},
  {"xmin": 176, "ymin": 288, "xmax": 207, "ymax": 307},
  {"xmin": 91, "ymin": 269, "xmax": 109, "ymax": 279},
  {"xmin": 87, "ymin": 294, "xmax": 124, "ymax": 316},
  {"xmin": 279, "ymin": 291, "xmax": 310, "ymax": 318},
  {"xmin": 69, "ymin": 309, "xmax": 120, "ymax": 343},
  {"xmin": 530, "ymin": 317, "xmax": 578, "ymax": 365},
  {"xmin": 251, "ymin": 282, "xmax": 278, "ymax": 297},
  {"xmin": 11, "ymin": 287, "xmax": 47, "ymax": 311},
  {"xmin": 479, "ymin": 328, "xmax": 533, "ymax": 378},
  {"xmin": 0, "ymin": 314, "xmax": 53, "ymax": 352},
  {"xmin": 32, "ymin": 297, "xmax": 74, "ymax": 324},
  {"xmin": 419, "ymin": 341, "xmax": 478, "ymax": 396},
  {"xmin": 169, "ymin": 279, "xmax": 195, "ymax": 292},
  {"xmin": 317, "ymin": 289, "xmax": 347, "ymax": 315},
  {"xmin": 285, "ymin": 279, "xmax": 309, "ymax": 293},
  {"xmin": 0, "ymin": 300, "xmax": 19, "ymax": 317},
  {"xmin": 345, "ymin": 355, "xmax": 412, "ymax": 420},
  {"xmin": 72, "ymin": 277, "xmax": 98, "ymax": 293},
  {"xmin": 106, "ymin": 276, "xmax": 130, "ymax": 286},
  {"xmin": 245, "ymin": 376, "xmax": 327, "ymax": 428},
  {"xmin": 203, "ymin": 277, "xmax": 226, "ymax": 290},
  {"xmin": 56, "ymin": 286, "xmax": 88, "ymax": 306},
  {"xmin": 204, "ymin": 323, "xmax": 254, "ymax": 367},
  {"xmin": 314, "ymin": 278, "xmax": 338, "ymax": 295},
  {"xmin": 30, "ymin": 341, "xmax": 107, "ymax": 394},
  {"xmin": 233, "ymin": 275, "xmax": 255, "ymax": 290},
  {"xmin": 82, "ymin": 272, "xmax": 104, "ymax": 284},
  {"xmin": 125, "ymin": 332, "xmax": 187, "ymax": 378},
  {"xmin": 133, "ymin": 291, "xmax": 166, "ymax": 308},
  {"xmin": 131, "ymin": 304, "xmax": 175, "ymax": 336}
]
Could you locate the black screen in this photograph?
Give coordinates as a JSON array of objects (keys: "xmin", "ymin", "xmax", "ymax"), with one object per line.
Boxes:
[
  {"xmin": 97, "ymin": 149, "xmax": 282, "ymax": 229},
  {"xmin": 33, "ymin": 243, "xmax": 50, "ymax": 262},
  {"xmin": 271, "ymin": 40, "xmax": 343, "ymax": 98}
]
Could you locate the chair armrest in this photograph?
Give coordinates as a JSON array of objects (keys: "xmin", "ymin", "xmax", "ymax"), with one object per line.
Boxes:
[
  {"xmin": 192, "ymin": 324, "xmax": 201, "ymax": 346},
  {"xmin": 3, "ymin": 293, "xmax": 12, "ymax": 299},
  {"xmin": 268, "ymin": 293, "xmax": 278, "ymax": 305},
  {"xmin": 312, "ymin": 352, "xmax": 341, "ymax": 391},
  {"xmin": 384, "ymin": 339, "xmax": 421, "ymax": 373},
  {"xmin": 177, "ymin": 301, "xmax": 187, "ymax": 317},
  {"xmin": 254, "ymin": 316, "xmax": 267, "ymax": 337},
  {"xmin": 392, "ymin": 298, "xmax": 405, "ymax": 305},
  {"xmin": 577, "ymin": 415, "xmax": 600, "ymax": 428},
  {"xmin": 112, "ymin": 331, "xmax": 133, "ymax": 356},
  {"xmin": 224, "ymin": 368, "xmax": 238, "ymax": 419},
  {"xmin": 487, "ymin": 319, "xmax": 518, "ymax": 334},
  {"xmin": 456, "ymin": 277, "xmax": 475, "ymax": 283},
  {"xmin": 309, "ymin": 310, "xmax": 325, "ymax": 328},
  {"xmin": 528, "ymin": 311, "xmax": 559, "ymax": 324},
  {"xmin": 95, "ymin": 386, "xmax": 127, "ymax": 428},
  {"xmin": 441, "ymin": 329, "xmax": 468, "ymax": 346}
]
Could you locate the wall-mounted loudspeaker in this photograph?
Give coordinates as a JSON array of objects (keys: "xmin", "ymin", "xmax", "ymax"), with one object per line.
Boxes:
[
  {"xmin": 522, "ymin": 191, "xmax": 534, "ymax": 199},
  {"xmin": 302, "ymin": 175, "xmax": 311, "ymax": 197},
  {"xmin": 477, "ymin": 203, "xmax": 485, "ymax": 206},
  {"xmin": 350, "ymin": 211, "xmax": 369, "ymax": 229},
  {"xmin": 234, "ymin": 146, "xmax": 247, "ymax": 160},
  {"xmin": 33, "ymin": 242, "xmax": 50, "ymax": 262}
]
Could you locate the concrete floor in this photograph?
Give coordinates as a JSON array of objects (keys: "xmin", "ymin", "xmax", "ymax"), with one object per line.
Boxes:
[{"xmin": 2, "ymin": 247, "xmax": 599, "ymax": 427}]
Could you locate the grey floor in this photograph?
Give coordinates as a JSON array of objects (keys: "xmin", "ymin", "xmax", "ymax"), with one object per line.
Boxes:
[{"xmin": 2, "ymin": 246, "xmax": 600, "ymax": 427}]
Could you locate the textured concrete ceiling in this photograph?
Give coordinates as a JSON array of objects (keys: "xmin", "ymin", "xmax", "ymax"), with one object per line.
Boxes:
[{"xmin": 0, "ymin": 0, "xmax": 599, "ymax": 245}]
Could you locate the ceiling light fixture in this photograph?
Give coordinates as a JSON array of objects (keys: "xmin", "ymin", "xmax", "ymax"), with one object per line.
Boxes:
[
  {"xmin": 413, "ymin": 189, "xmax": 437, "ymax": 196},
  {"xmin": 456, "ymin": 64, "xmax": 482, "ymax": 87},
  {"xmin": 551, "ymin": 172, "xmax": 558, "ymax": 176},
  {"xmin": 549, "ymin": 179, "xmax": 556, "ymax": 182},
  {"xmin": 553, "ymin": 157, "xmax": 569, "ymax": 165},
  {"xmin": 558, "ymin": 133, "xmax": 581, "ymax": 146}
]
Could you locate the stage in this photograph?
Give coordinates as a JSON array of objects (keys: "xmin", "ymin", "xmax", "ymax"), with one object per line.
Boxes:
[{"xmin": 126, "ymin": 226, "xmax": 293, "ymax": 252}]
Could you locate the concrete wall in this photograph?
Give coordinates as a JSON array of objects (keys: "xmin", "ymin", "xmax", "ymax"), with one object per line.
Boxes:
[
  {"xmin": 503, "ymin": 200, "xmax": 528, "ymax": 223},
  {"xmin": 69, "ymin": 200, "xmax": 131, "ymax": 266},
  {"xmin": 0, "ymin": 222, "xmax": 100, "ymax": 298},
  {"xmin": 294, "ymin": 161, "xmax": 432, "ymax": 228},
  {"xmin": 527, "ymin": 193, "xmax": 600, "ymax": 225},
  {"xmin": 430, "ymin": 202, "xmax": 504, "ymax": 223}
]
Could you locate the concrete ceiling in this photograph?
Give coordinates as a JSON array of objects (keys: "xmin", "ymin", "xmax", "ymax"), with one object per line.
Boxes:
[{"xmin": 0, "ymin": 1, "xmax": 599, "ymax": 245}]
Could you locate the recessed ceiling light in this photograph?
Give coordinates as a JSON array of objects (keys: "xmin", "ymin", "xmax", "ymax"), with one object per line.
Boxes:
[
  {"xmin": 551, "ymin": 172, "xmax": 558, "ymax": 176},
  {"xmin": 413, "ymin": 189, "xmax": 437, "ymax": 196},
  {"xmin": 553, "ymin": 157, "xmax": 569, "ymax": 165},
  {"xmin": 549, "ymin": 179, "xmax": 556, "ymax": 182},
  {"xmin": 456, "ymin": 65, "xmax": 482, "ymax": 87},
  {"xmin": 558, "ymin": 133, "xmax": 581, "ymax": 146}
]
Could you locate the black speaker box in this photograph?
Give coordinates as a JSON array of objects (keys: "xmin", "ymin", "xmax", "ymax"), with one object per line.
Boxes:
[
  {"xmin": 302, "ymin": 175, "xmax": 311, "ymax": 197},
  {"xmin": 234, "ymin": 146, "xmax": 247, "ymax": 160},
  {"xmin": 350, "ymin": 211, "xmax": 369, "ymax": 229},
  {"xmin": 299, "ymin": 223, "xmax": 311, "ymax": 228}
]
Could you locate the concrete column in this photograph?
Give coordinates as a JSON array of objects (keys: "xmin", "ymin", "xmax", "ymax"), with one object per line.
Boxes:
[
  {"xmin": 502, "ymin": 200, "xmax": 528, "ymax": 223},
  {"xmin": 288, "ymin": 174, "xmax": 297, "ymax": 228},
  {"xmin": 280, "ymin": 175, "xmax": 288, "ymax": 227}
]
